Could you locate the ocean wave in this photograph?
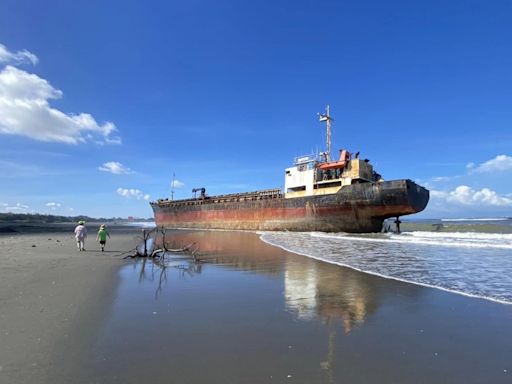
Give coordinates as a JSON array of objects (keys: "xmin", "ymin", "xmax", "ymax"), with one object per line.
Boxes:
[
  {"xmin": 259, "ymin": 231, "xmax": 512, "ymax": 305},
  {"xmin": 123, "ymin": 221, "xmax": 156, "ymax": 228},
  {"xmin": 309, "ymin": 231, "xmax": 512, "ymax": 250},
  {"xmin": 441, "ymin": 217, "xmax": 510, "ymax": 222}
]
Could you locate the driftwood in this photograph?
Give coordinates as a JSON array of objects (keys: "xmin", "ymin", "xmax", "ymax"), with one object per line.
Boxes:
[
  {"xmin": 123, "ymin": 227, "xmax": 201, "ymax": 261},
  {"xmin": 117, "ymin": 227, "xmax": 205, "ymax": 298},
  {"xmin": 151, "ymin": 242, "xmax": 197, "ymax": 259}
]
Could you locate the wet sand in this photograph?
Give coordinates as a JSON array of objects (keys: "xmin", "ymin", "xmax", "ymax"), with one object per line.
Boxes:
[{"xmin": 1, "ymin": 228, "xmax": 512, "ymax": 383}]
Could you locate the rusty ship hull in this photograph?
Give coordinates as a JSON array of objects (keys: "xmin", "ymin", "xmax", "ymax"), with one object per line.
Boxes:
[{"xmin": 151, "ymin": 179, "xmax": 429, "ymax": 233}]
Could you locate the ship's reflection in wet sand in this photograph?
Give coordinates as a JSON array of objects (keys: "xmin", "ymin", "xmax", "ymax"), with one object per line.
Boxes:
[
  {"xmin": 153, "ymin": 230, "xmax": 383, "ymax": 331},
  {"xmin": 85, "ymin": 230, "xmax": 512, "ymax": 384},
  {"xmin": 284, "ymin": 258, "xmax": 379, "ymax": 333}
]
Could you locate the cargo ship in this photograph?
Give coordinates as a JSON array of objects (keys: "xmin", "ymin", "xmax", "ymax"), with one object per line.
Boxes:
[{"xmin": 151, "ymin": 106, "xmax": 429, "ymax": 233}]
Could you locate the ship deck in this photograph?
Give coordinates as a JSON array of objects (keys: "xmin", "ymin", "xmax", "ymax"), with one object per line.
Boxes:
[{"xmin": 152, "ymin": 188, "xmax": 283, "ymax": 207}]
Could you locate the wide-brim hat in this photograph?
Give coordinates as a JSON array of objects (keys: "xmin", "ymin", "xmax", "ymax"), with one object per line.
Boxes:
[{"xmin": 78, "ymin": 220, "xmax": 85, "ymax": 225}]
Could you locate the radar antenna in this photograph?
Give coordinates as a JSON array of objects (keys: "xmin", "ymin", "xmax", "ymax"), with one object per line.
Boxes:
[{"xmin": 318, "ymin": 105, "xmax": 334, "ymax": 162}]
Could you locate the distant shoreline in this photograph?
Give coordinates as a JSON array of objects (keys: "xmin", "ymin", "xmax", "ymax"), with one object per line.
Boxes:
[
  {"xmin": 0, "ymin": 212, "xmax": 152, "ymax": 225},
  {"xmin": 0, "ymin": 221, "xmax": 152, "ymax": 234}
]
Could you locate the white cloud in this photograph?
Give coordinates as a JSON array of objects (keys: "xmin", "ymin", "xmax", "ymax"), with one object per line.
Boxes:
[
  {"xmin": 0, "ymin": 66, "xmax": 120, "ymax": 144},
  {"xmin": 0, "ymin": 43, "xmax": 38, "ymax": 66},
  {"xmin": 431, "ymin": 176, "xmax": 451, "ymax": 182},
  {"xmin": 99, "ymin": 161, "xmax": 133, "ymax": 175},
  {"xmin": 0, "ymin": 42, "xmax": 120, "ymax": 145},
  {"xmin": 425, "ymin": 154, "xmax": 512, "ymax": 190},
  {"xmin": 117, "ymin": 187, "xmax": 150, "ymax": 201},
  {"xmin": 431, "ymin": 185, "xmax": 512, "ymax": 207},
  {"xmin": 429, "ymin": 190, "xmax": 447, "ymax": 199},
  {"xmin": 4, "ymin": 202, "xmax": 32, "ymax": 212},
  {"xmin": 470, "ymin": 155, "xmax": 512, "ymax": 173},
  {"xmin": 171, "ymin": 179, "xmax": 185, "ymax": 188},
  {"xmin": 46, "ymin": 202, "xmax": 61, "ymax": 210}
]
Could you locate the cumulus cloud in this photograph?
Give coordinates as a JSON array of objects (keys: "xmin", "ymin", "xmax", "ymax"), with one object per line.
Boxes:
[
  {"xmin": 0, "ymin": 43, "xmax": 38, "ymax": 66},
  {"xmin": 99, "ymin": 161, "xmax": 133, "ymax": 175},
  {"xmin": 432, "ymin": 185, "xmax": 512, "ymax": 207},
  {"xmin": 46, "ymin": 202, "xmax": 61, "ymax": 210},
  {"xmin": 117, "ymin": 187, "xmax": 150, "ymax": 201},
  {"xmin": 171, "ymin": 179, "xmax": 185, "ymax": 188},
  {"xmin": 0, "ymin": 43, "xmax": 120, "ymax": 145},
  {"xmin": 469, "ymin": 155, "xmax": 512, "ymax": 173}
]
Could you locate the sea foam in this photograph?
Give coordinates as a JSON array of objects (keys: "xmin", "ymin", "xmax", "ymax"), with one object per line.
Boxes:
[{"xmin": 310, "ymin": 231, "xmax": 512, "ymax": 249}]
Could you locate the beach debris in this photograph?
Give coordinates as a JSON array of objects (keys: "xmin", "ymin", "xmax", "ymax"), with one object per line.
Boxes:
[
  {"xmin": 116, "ymin": 227, "xmax": 205, "ymax": 298},
  {"xmin": 131, "ymin": 245, "xmax": 204, "ymax": 299},
  {"xmin": 121, "ymin": 227, "xmax": 202, "ymax": 262},
  {"xmin": 432, "ymin": 223, "xmax": 444, "ymax": 231}
]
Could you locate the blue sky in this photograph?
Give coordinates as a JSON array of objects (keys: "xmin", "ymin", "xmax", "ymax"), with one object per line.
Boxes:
[{"xmin": 0, "ymin": 0, "xmax": 511, "ymax": 219}]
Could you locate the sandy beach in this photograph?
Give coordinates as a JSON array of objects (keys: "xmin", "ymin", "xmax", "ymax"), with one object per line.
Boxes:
[
  {"xmin": 0, "ymin": 224, "xmax": 141, "ymax": 384},
  {"xmin": 1, "ymin": 227, "xmax": 511, "ymax": 383}
]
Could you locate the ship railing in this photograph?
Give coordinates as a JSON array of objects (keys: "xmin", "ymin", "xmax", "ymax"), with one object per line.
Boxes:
[
  {"xmin": 294, "ymin": 154, "xmax": 317, "ymax": 165},
  {"xmin": 156, "ymin": 188, "xmax": 283, "ymax": 207}
]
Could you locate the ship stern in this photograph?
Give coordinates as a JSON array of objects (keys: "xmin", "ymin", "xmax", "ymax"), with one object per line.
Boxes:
[
  {"xmin": 405, "ymin": 179, "xmax": 430, "ymax": 214},
  {"xmin": 373, "ymin": 179, "xmax": 429, "ymax": 219}
]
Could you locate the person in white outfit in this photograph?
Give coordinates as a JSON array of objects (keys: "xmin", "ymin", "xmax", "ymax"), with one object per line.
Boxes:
[{"xmin": 74, "ymin": 221, "xmax": 87, "ymax": 251}]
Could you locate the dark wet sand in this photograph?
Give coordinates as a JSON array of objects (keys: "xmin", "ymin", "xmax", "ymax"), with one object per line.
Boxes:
[{"xmin": 2, "ymin": 229, "xmax": 512, "ymax": 383}]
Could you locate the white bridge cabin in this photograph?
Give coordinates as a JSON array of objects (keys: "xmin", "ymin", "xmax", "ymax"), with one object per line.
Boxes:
[
  {"xmin": 284, "ymin": 105, "xmax": 383, "ymax": 199},
  {"xmin": 284, "ymin": 150, "xmax": 382, "ymax": 199}
]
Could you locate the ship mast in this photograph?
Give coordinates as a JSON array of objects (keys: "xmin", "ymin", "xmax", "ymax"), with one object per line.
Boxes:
[
  {"xmin": 318, "ymin": 105, "xmax": 333, "ymax": 162},
  {"xmin": 171, "ymin": 172, "xmax": 176, "ymax": 200}
]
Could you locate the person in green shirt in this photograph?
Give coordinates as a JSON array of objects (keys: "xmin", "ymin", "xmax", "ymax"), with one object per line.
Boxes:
[{"xmin": 96, "ymin": 224, "xmax": 110, "ymax": 252}]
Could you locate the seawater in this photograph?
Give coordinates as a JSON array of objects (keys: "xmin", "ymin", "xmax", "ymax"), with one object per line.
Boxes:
[{"xmin": 259, "ymin": 219, "xmax": 512, "ymax": 305}]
